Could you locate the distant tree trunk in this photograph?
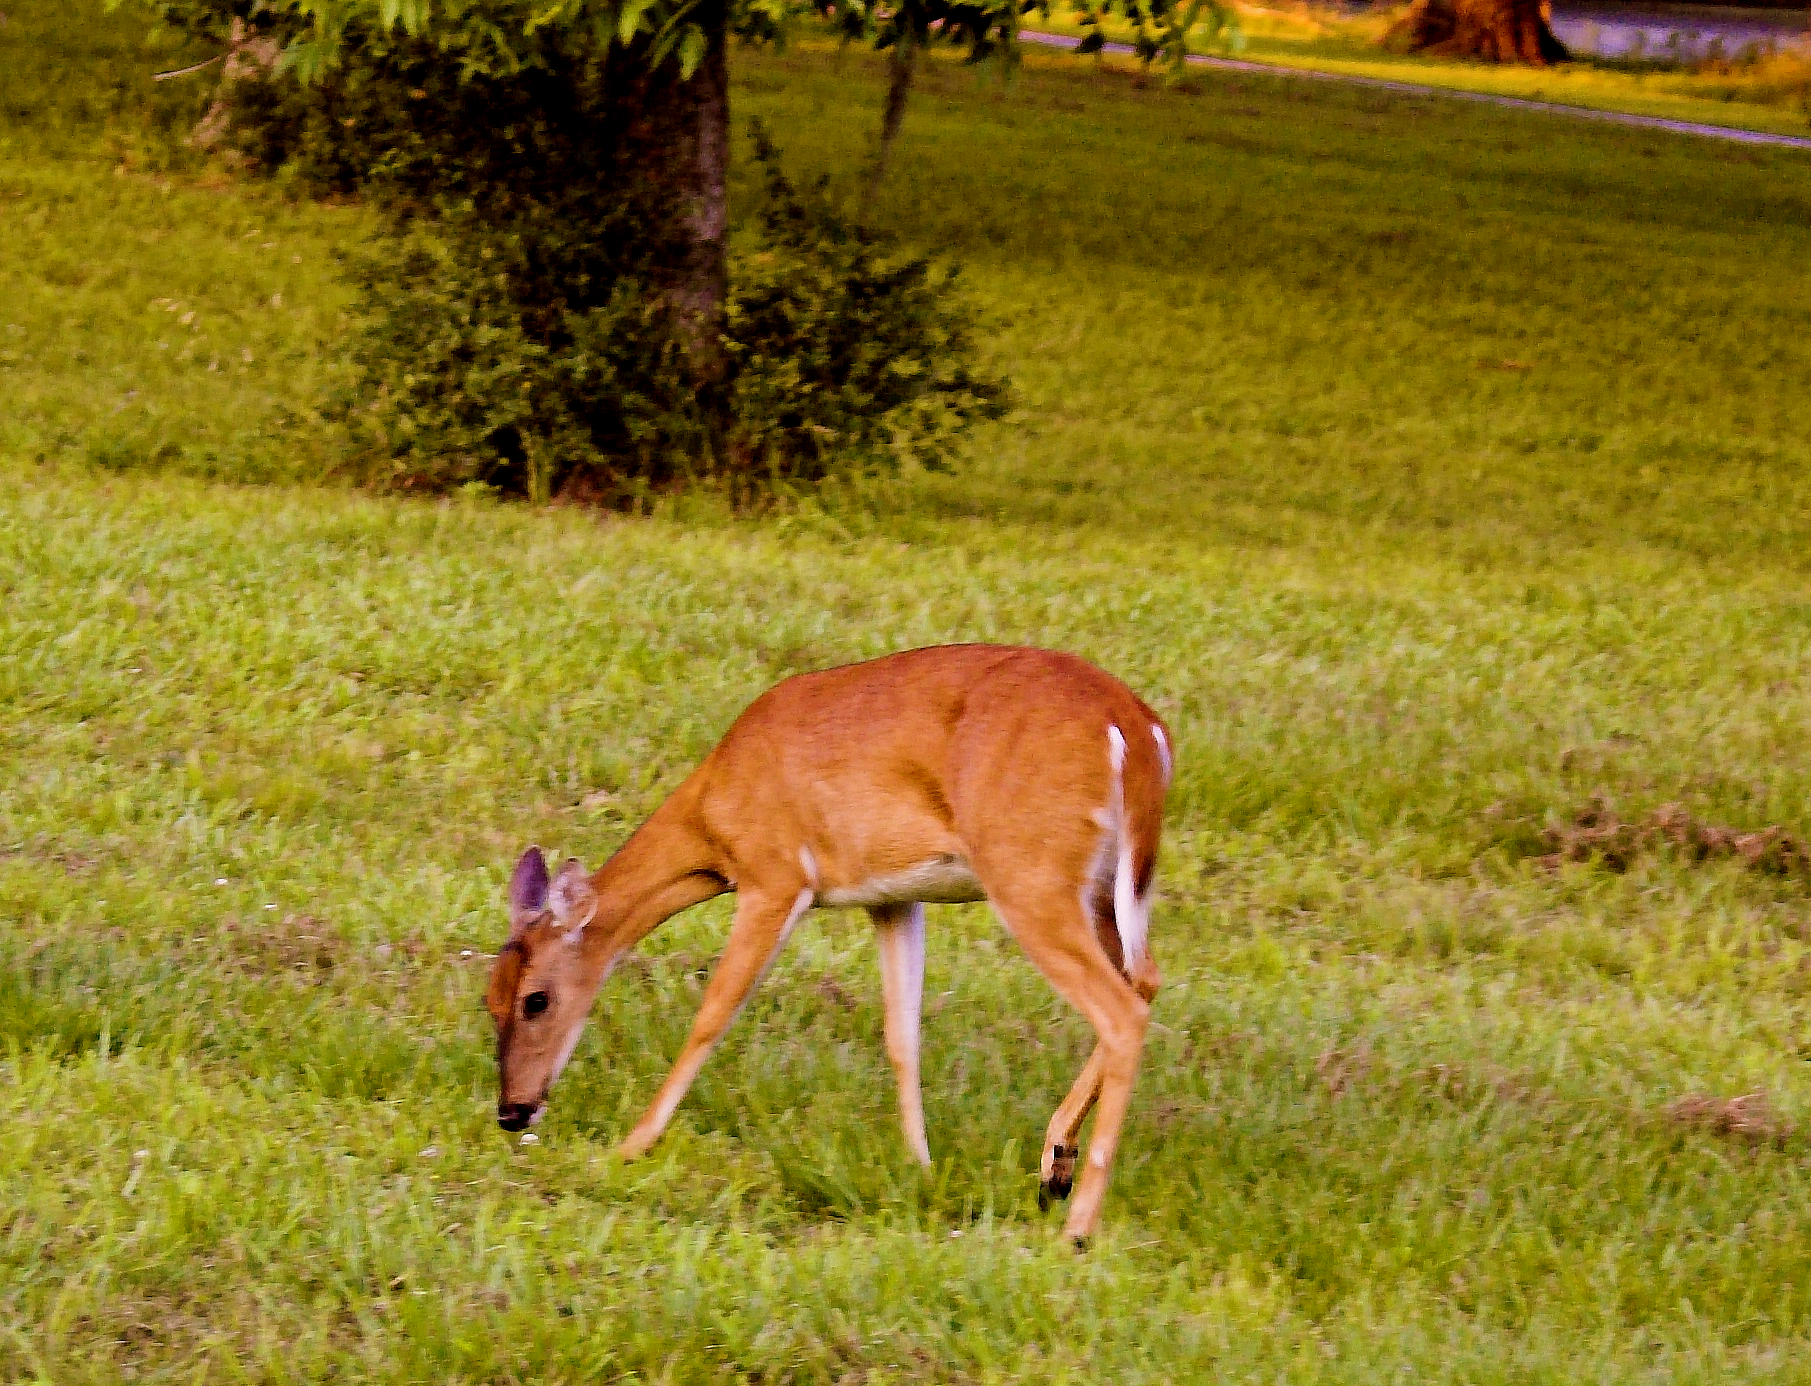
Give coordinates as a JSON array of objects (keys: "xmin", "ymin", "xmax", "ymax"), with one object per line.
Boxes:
[
  {"xmin": 862, "ymin": 26, "xmax": 918, "ymax": 216},
  {"xmin": 1385, "ymin": 0, "xmax": 1568, "ymax": 63},
  {"xmin": 184, "ymin": 17, "xmax": 281, "ymax": 149},
  {"xmin": 672, "ymin": 8, "xmax": 731, "ymax": 396},
  {"xmin": 616, "ymin": 2, "xmax": 732, "ymax": 403}
]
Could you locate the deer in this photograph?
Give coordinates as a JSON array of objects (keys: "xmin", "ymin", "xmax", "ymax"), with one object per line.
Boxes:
[{"xmin": 485, "ymin": 643, "xmax": 1171, "ymax": 1244}]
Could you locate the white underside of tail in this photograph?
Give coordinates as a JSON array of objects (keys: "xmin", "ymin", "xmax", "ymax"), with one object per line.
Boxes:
[{"xmin": 1103, "ymin": 725, "xmax": 1150, "ymax": 970}]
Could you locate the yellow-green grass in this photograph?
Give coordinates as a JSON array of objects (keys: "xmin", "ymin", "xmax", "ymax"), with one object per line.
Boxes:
[
  {"xmin": 8, "ymin": 4, "xmax": 1811, "ymax": 1382},
  {"xmin": 1030, "ymin": 4, "xmax": 1811, "ymax": 138}
]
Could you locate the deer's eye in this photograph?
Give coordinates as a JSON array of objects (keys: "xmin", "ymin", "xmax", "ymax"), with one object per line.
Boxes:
[{"xmin": 523, "ymin": 991, "xmax": 550, "ymax": 1018}]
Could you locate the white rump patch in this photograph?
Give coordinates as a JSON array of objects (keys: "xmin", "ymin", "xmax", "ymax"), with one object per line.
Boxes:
[
  {"xmin": 1101, "ymin": 724, "xmax": 1150, "ymax": 970},
  {"xmin": 1152, "ymin": 724, "xmax": 1172, "ymax": 784}
]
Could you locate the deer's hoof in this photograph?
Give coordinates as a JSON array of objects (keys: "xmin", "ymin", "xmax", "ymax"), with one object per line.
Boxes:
[{"xmin": 1038, "ymin": 1143, "xmax": 1075, "ymax": 1209}]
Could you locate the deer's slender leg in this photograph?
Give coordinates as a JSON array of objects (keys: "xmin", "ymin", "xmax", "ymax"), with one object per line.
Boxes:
[
  {"xmin": 985, "ymin": 881, "xmax": 1151, "ymax": 1245},
  {"xmin": 617, "ymin": 885, "xmax": 812, "ymax": 1160},
  {"xmin": 1039, "ymin": 899, "xmax": 1119, "ymax": 1203},
  {"xmin": 1041, "ymin": 906, "xmax": 1162, "ymax": 1206},
  {"xmin": 871, "ymin": 901, "xmax": 931, "ymax": 1166}
]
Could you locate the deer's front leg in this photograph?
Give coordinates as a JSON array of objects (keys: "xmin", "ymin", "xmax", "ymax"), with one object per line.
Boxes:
[
  {"xmin": 872, "ymin": 901, "xmax": 931, "ymax": 1166},
  {"xmin": 617, "ymin": 885, "xmax": 813, "ymax": 1160}
]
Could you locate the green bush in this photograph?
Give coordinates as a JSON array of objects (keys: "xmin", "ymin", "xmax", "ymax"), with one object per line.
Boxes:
[
  {"xmin": 726, "ymin": 130, "xmax": 1010, "ymax": 478},
  {"xmin": 333, "ymin": 202, "xmax": 710, "ymax": 503},
  {"xmin": 333, "ymin": 130, "xmax": 1007, "ymax": 500}
]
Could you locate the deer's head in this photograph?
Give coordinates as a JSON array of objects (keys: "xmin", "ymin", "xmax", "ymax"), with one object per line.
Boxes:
[{"xmin": 485, "ymin": 846, "xmax": 606, "ymax": 1131}]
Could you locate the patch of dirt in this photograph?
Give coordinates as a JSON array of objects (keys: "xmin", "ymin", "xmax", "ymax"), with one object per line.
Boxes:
[
  {"xmin": 1, "ymin": 837, "xmax": 104, "ymax": 875},
  {"xmin": 1176, "ymin": 129, "xmax": 1271, "ymax": 155},
  {"xmin": 815, "ymin": 976, "xmax": 859, "ymax": 1012},
  {"xmin": 1534, "ymin": 796, "xmax": 1811, "ymax": 877},
  {"xmin": 1315, "ymin": 1042, "xmax": 1374, "ymax": 1097},
  {"xmin": 1420, "ymin": 1060, "xmax": 1538, "ymax": 1110},
  {"xmin": 1664, "ymin": 1090, "xmax": 1793, "ymax": 1147},
  {"xmin": 1145, "ymin": 1095, "xmax": 1218, "ymax": 1130},
  {"xmin": 220, "ymin": 913, "xmax": 346, "ymax": 977},
  {"xmin": 1181, "ymin": 1029, "xmax": 1259, "ymax": 1065},
  {"xmin": 617, "ymin": 951, "xmax": 712, "ymax": 988},
  {"xmin": 762, "ymin": 640, "xmax": 837, "ymax": 676}
]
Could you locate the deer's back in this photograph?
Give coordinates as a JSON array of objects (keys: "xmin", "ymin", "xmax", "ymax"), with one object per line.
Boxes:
[{"xmin": 689, "ymin": 646, "xmax": 1167, "ymax": 896}]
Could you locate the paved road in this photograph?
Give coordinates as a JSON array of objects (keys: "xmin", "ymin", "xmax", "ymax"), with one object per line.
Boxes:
[
  {"xmin": 1019, "ymin": 28, "xmax": 1811, "ymax": 150},
  {"xmin": 1551, "ymin": 3, "xmax": 1810, "ymax": 60}
]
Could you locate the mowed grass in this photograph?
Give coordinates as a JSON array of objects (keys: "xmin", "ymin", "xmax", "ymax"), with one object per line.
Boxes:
[{"xmin": 8, "ymin": 5, "xmax": 1811, "ymax": 1382}]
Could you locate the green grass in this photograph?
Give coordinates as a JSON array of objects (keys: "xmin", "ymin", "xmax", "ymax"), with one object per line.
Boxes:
[
  {"xmin": 0, "ymin": 6, "xmax": 359, "ymax": 485},
  {"xmin": 8, "ymin": 4, "xmax": 1811, "ymax": 1381}
]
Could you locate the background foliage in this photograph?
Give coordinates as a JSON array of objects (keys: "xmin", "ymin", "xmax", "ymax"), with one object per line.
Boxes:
[
  {"xmin": 129, "ymin": 0, "xmax": 1235, "ymax": 81},
  {"xmin": 122, "ymin": 0, "xmax": 1011, "ymax": 497},
  {"xmin": 338, "ymin": 132, "xmax": 1006, "ymax": 499}
]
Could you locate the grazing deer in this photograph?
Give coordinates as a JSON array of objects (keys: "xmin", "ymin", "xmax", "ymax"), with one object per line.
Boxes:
[{"xmin": 485, "ymin": 644, "xmax": 1171, "ymax": 1243}]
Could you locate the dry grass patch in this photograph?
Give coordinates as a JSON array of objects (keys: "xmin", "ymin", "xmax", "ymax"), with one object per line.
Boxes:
[
  {"xmin": 1663, "ymin": 1090, "xmax": 1795, "ymax": 1148},
  {"xmin": 1536, "ymin": 797, "xmax": 1811, "ymax": 876}
]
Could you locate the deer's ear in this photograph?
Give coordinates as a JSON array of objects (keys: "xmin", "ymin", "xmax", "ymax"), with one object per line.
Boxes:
[
  {"xmin": 508, "ymin": 847, "xmax": 550, "ymax": 934},
  {"xmin": 549, "ymin": 858, "xmax": 597, "ymax": 938}
]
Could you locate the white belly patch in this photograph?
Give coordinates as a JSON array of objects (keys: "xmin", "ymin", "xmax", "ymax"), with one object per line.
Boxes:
[{"xmin": 814, "ymin": 854, "xmax": 986, "ymax": 909}]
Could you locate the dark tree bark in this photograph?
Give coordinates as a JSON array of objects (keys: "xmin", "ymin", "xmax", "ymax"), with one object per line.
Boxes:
[
  {"xmin": 1385, "ymin": 0, "xmax": 1568, "ymax": 64},
  {"xmin": 862, "ymin": 26, "xmax": 918, "ymax": 216},
  {"xmin": 617, "ymin": 2, "xmax": 733, "ymax": 400},
  {"xmin": 671, "ymin": 10, "xmax": 731, "ymax": 394},
  {"xmin": 182, "ymin": 17, "xmax": 281, "ymax": 149}
]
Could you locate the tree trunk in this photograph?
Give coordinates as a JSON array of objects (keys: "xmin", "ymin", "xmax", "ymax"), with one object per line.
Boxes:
[
  {"xmin": 185, "ymin": 17, "xmax": 282, "ymax": 150},
  {"xmin": 616, "ymin": 4, "xmax": 732, "ymax": 402},
  {"xmin": 862, "ymin": 26, "xmax": 918, "ymax": 216},
  {"xmin": 1385, "ymin": 0, "xmax": 1568, "ymax": 63},
  {"xmin": 672, "ymin": 8, "xmax": 731, "ymax": 396}
]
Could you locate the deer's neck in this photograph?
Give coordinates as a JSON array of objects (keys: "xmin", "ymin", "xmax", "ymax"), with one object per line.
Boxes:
[{"xmin": 586, "ymin": 787, "xmax": 724, "ymax": 962}]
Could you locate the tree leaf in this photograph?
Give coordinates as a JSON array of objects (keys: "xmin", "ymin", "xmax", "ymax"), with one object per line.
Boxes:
[
  {"xmin": 619, "ymin": 0, "xmax": 654, "ymax": 42},
  {"xmin": 677, "ymin": 23, "xmax": 707, "ymax": 75}
]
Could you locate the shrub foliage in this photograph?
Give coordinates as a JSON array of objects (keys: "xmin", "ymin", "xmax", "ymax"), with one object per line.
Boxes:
[
  {"xmin": 726, "ymin": 130, "xmax": 1009, "ymax": 481},
  {"xmin": 335, "ymin": 130, "xmax": 1007, "ymax": 500}
]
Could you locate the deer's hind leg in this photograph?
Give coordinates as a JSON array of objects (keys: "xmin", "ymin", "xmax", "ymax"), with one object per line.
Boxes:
[
  {"xmin": 1039, "ymin": 893, "xmax": 1161, "ymax": 1208},
  {"xmin": 978, "ymin": 869, "xmax": 1152, "ymax": 1245}
]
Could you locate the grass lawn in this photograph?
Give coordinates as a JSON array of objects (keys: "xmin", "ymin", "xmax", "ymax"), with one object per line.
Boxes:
[{"xmin": 7, "ymin": 3, "xmax": 1811, "ymax": 1382}]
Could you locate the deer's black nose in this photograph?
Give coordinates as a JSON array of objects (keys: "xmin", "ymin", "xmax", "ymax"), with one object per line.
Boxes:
[{"xmin": 497, "ymin": 1102, "xmax": 538, "ymax": 1132}]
